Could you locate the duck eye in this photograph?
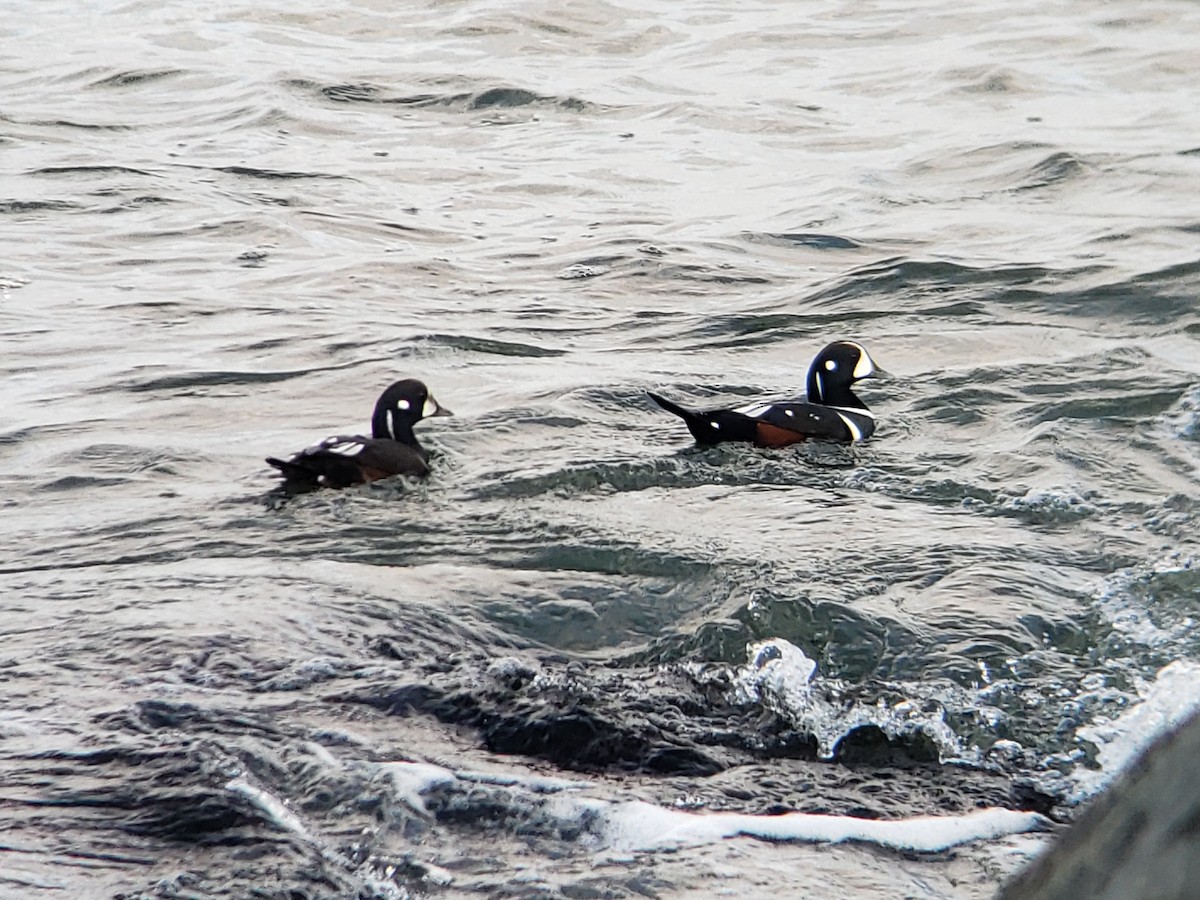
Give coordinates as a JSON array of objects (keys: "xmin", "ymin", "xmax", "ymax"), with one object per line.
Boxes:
[{"xmin": 824, "ymin": 360, "xmax": 838, "ymax": 371}]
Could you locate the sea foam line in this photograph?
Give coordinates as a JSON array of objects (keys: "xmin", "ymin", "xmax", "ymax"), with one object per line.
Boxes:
[
  {"xmin": 381, "ymin": 761, "xmax": 1048, "ymax": 854},
  {"xmin": 600, "ymin": 800, "xmax": 1047, "ymax": 853}
]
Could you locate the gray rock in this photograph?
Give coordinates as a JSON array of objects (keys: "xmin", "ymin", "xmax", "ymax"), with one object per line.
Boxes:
[{"xmin": 1000, "ymin": 708, "xmax": 1200, "ymax": 900}]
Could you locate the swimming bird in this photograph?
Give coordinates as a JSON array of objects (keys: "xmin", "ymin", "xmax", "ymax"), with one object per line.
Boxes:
[
  {"xmin": 648, "ymin": 340, "xmax": 879, "ymax": 447},
  {"xmin": 266, "ymin": 378, "xmax": 452, "ymax": 488}
]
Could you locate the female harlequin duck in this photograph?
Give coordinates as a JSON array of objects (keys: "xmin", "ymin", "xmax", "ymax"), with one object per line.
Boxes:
[
  {"xmin": 648, "ymin": 341, "xmax": 879, "ymax": 447},
  {"xmin": 266, "ymin": 378, "xmax": 452, "ymax": 488}
]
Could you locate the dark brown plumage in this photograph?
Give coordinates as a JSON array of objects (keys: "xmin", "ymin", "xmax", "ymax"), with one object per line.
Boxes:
[
  {"xmin": 266, "ymin": 378, "xmax": 452, "ymax": 489},
  {"xmin": 648, "ymin": 341, "xmax": 879, "ymax": 447}
]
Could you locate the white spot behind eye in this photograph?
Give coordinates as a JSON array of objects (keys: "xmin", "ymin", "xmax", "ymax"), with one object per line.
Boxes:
[
  {"xmin": 825, "ymin": 359, "xmax": 838, "ymax": 371},
  {"xmin": 710, "ymin": 421, "xmax": 721, "ymax": 430},
  {"xmin": 397, "ymin": 399, "xmax": 411, "ymax": 411},
  {"xmin": 784, "ymin": 409, "xmax": 795, "ymax": 417}
]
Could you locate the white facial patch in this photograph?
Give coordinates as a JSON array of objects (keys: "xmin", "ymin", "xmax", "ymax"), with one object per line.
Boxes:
[
  {"xmin": 813, "ymin": 372, "xmax": 825, "ymax": 401},
  {"xmin": 835, "ymin": 412, "xmax": 864, "ymax": 441},
  {"xmin": 824, "ymin": 359, "xmax": 838, "ymax": 371},
  {"xmin": 710, "ymin": 421, "xmax": 721, "ymax": 430},
  {"xmin": 851, "ymin": 344, "xmax": 875, "ymax": 379},
  {"xmin": 397, "ymin": 399, "xmax": 411, "ymax": 411},
  {"xmin": 784, "ymin": 409, "xmax": 795, "ymax": 417},
  {"xmin": 422, "ymin": 397, "xmax": 439, "ymax": 417}
]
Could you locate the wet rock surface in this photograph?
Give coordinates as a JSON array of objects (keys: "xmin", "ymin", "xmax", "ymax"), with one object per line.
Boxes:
[
  {"xmin": 3, "ymin": 649, "xmax": 1061, "ymax": 899},
  {"xmin": 332, "ymin": 652, "xmax": 1063, "ymax": 820},
  {"xmin": 1000, "ymin": 708, "xmax": 1200, "ymax": 900}
]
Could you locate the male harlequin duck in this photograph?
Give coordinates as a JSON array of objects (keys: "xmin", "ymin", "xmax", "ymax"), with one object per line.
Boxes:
[
  {"xmin": 648, "ymin": 340, "xmax": 879, "ymax": 447},
  {"xmin": 266, "ymin": 378, "xmax": 452, "ymax": 488}
]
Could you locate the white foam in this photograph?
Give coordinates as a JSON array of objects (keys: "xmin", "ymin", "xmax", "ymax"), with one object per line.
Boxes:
[
  {"xmin": 375, "ymin": 759, "xmax": 1045, "ymax": 855},
  {"xmin": 1093, "ymin": 553, "xmax": 1197, "ymax": 648},
  {"xmin": 731, "ymin": 638, "xmax": 817, "ymax": 707},
  {"xmin": 1157, "ymin": 384, "xmax": 1200, "ymax": 475},
  {"xmin": 729, "ymin": 639, "xmax": 963, "ymax": 760},
  {"xmin": 379, "ymin": 761, "xmax": 458, "ymax": 815},
  {"xmin": 227, "ymin": 777, "xmax": 311, "ymax": 838},
  {"xmin": 457, "ymin": 769, "xmax": 593, "ymax": 793},
  {"xmin": 382, "ymin": 759, "xmax": 590, "ymax": 800},
  {"xmin": 1159, "ymin": 383, "xmax": 1200, "ymax": 442},
  {"xmin": 998, "ymin": 486, "xmax": 1095, "ymax": 519},
  {"xmin": 1072, "ymin": 659, "xmax": 1200, "ymax": 800},
  {"xmin": 601, "ymin": 800, "xmax": 1046, "ymax": 853}
]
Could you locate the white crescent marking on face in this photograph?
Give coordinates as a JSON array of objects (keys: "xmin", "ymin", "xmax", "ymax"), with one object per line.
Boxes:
[
  {"xmin": 835, "ymin": 412, "xmax": 864, "ymax": 441},
  {"xmin": 814, "ymin": 371, "xmax": 825, "ymax": 401},
  {"xmin": 422, "ymin": 397, "xmax": 439, "ymax": 417},
  {"xmin": 852, "ymin": 347, "xmax": 875, "ymax": 379}
]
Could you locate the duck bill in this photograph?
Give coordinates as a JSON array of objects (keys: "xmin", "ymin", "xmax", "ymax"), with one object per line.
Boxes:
[
  {"xmin": 424, "ymin": 395, "xmax": 453, "ymax": 417},
  {"xmin": 859, "ymin": 357, "xmax": 892, "ymax": 381},
  {"xmin": 853, "ymin": 352, "xmax": 877, "ymax": 380}
]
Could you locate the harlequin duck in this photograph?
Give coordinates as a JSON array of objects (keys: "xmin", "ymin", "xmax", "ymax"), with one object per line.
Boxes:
[
  {"xmin": 266, "ymin": 378, "xmax": 452, "ymax": 488},
  {"xmin": 648, "ymin": 341, "xmax": 878, "ymax": 447}
]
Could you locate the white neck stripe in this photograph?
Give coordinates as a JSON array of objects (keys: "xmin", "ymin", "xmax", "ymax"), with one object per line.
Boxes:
[
  {"xmin": 835, "ymin": 412, "xmax": 864, "ymax": 441},
  {"xmin": 825, "ymin": 405, "xmax": 874, "ymax": 418}
]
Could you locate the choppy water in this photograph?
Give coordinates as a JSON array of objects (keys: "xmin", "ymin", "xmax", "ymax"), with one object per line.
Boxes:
[{"xmin": 3, "ymin": 0, "xmax": 1200, "ymax": 896}]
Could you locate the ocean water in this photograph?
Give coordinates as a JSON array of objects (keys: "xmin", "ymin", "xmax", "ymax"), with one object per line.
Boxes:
[{"xmin": 2, "ymin": 0, "xmax": 1199, "ymax": 897}]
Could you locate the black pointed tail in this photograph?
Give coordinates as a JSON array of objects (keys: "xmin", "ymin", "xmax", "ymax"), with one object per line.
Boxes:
[
  {"xmin": 648, "ymin": 392, "xmax": 696, "ymax": 420},
  {"xmin": 648, "ymin": 392, "xmax": 719, "ymax": 444},
  {"xmin": 266, "ymin": 456, "xmax": 319, "ymax": 485}
]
